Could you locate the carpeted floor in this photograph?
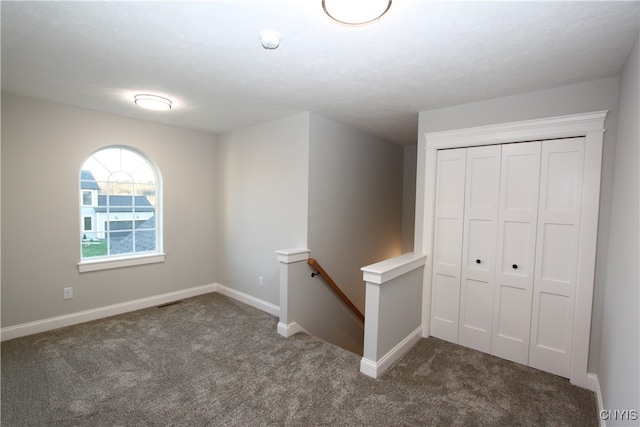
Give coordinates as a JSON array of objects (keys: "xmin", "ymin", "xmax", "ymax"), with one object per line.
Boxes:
[{"xmin": 1, "ymin": 293, "xmax": 597, "ymax": 426}]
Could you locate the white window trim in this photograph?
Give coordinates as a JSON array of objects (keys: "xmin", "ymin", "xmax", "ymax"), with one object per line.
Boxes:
[
  {"xmin": 78, "ymin": 253, "xmax": 166, "ymax": 273},
  {"xmin": 79, "ymin": 145, "xmax": 164, "ymax": 270}
]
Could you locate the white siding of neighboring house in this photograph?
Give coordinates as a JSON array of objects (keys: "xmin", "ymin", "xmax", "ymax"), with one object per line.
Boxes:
[
  {"xmin": 80, "ymin": 189, "xmax": 98, "ymax": 239},
  {"xmin": 95, "ymin": 211, "xmax": 154, "ymax": 239}
]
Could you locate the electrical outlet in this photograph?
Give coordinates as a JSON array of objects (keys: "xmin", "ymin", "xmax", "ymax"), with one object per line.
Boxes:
[
  {"xmin": 258, "ymin": 276, "xmax": 264, "ymax": 287},
  {"xmin": 63, "ymin": 287, "xmax": 73, "ymax": 300}
]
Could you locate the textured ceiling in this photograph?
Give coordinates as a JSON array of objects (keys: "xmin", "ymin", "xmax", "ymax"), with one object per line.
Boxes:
[{"xmin": 2, "ymin": 1, "xmax": 638, "ymax": 145}]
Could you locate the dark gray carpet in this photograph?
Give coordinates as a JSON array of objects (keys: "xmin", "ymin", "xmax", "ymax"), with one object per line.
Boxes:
[{"xmin": 1, "ymin": 293, "xmax": 597, "ymax": 426}]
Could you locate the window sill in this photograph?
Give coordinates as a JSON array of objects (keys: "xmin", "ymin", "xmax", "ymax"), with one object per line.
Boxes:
[{"xmin": 78, "ymin": 253, "xmax": 166, "ymax": 273}]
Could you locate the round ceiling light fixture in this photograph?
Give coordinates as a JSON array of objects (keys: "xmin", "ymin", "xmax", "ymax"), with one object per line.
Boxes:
[
  {"xmin": 134, "ymin": 94, "xmax": 172, "ymax": 111},
  {"xmin": 322, "ymin": 0, "xmax": 392, "ymax": 26}
]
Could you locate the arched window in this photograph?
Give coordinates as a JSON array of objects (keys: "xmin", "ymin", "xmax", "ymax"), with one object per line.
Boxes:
[{"xmin": 79, "ymin": 146, "xmax": 163, "ymax": 272}]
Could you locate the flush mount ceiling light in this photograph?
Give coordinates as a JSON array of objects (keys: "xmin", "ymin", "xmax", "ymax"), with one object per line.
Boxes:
[
  {"xmin": 134, "ymin": 94, "xmax": 172, "ymax": 111},
  {"xmin": 322, "ymin": 0, "xmax": 392, "ymax": 26}
]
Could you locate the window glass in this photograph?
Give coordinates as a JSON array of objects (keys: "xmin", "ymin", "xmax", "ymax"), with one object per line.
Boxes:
[
  {"xmin": 82, "ymin": 190, "xmax": 93, "ymax": 206},
  {"xmin": 80, "ymin": 146, "xmax": 161, "ymax": 261}
]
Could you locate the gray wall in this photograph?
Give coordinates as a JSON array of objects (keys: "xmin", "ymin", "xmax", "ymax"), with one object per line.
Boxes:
[
  {"xmin": 363, "ymin": 266, "xmax": 423, "ymax": 361},
  {"xmin": 599, "ymin": 38, "xmax": 639, "ymax": 423},
  {"xmin": 286, "ymin": 259, "xmax": 364, "ymax": 355},
  {"xmin": 216, "ymin": 113, "xmax": 310, "ymax": 305},
  {"xmin": 1, "ymin": 94, "xmax": 218, "ymax": 327},
  {"xmin": 1, "ymin": 98, "xmax": 405, "ymax": 330},
  {"xmin": 307, "ymin": 113, "xmax": 404, "ymax": 313}
]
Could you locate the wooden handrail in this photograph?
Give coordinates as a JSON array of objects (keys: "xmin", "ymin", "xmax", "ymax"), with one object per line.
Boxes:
[{"xmin": 307, "ymin": 258, "xmax": 365, "ymax": 322}]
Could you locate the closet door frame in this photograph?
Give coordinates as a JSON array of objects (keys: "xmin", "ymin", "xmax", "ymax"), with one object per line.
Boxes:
[{"xmin": 419, "ymin": 111, "xmax": 607, "ymax": 390}]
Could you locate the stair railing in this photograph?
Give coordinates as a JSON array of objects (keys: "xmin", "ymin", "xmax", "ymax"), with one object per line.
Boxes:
[{"xmin": 307, "ymin": 258, "xmax": 365, "ymax": 322}]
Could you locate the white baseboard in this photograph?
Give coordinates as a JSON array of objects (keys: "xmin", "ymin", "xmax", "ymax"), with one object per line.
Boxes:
[
  {"xmin": 277, "ymin": 321, "xmax": 306, "ymax": 337},
  {"xmin": 587, "ymin": 373, "xmax": 605, "ymax": 427},
  {"xmin": 0, "ymin": 284, "xmax": 217, "ymax": 342},
  {"xmin": 1, "ymin": 283, "xmax": 282, "ymax": 342},
  {"xmin": 215, "ymin": 283, "xmax": 280, "ymax": 317},
  {"xmin": 360, "ymin": 326, "xmax": 423, "ymax": 379}
]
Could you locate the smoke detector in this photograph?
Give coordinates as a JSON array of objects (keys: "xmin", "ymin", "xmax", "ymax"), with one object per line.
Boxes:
[{"xmin": 260, "ymin": 31, "xmax": 281, "ymax": 50}]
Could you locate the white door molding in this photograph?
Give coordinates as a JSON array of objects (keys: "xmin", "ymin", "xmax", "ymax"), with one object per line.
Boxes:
[{"xmin": 420, "ymin": 111, "xmax": 607, "ymax": 389}]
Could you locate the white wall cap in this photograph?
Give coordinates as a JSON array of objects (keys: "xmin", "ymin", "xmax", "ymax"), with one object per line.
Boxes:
[
  {"xmin": 361, "ymin": 252, "xmax": 426, "ymax": 284},
  {"xmin": 275, "ymin": 248, "xmax": 311, "ymax": 263}
]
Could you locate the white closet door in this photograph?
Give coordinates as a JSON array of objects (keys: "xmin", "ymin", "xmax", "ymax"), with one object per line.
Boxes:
[
  {"xmin": 430, "ymin": 148, "xmax": 466, "ymax": 343},
  {"xmin": 458, "ymin": 145, "xmax": 501, "ymax": 353},
  {"xmin": 491, "ymin": 142, "xmax": 541, "ymax": 365},
  {"xmin": 529, "ymin": 138, "xmax": 585, "ymax": 378}
]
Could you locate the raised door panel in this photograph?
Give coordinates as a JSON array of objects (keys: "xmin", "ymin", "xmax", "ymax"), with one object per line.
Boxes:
[
  {"xmin": 529, "ymin": 138, "xmax": 585, "ymax": 378},
  {"xmin": 430, "ymin": 148, "xmax": 466, "ymax": 343},
  {"xmin": 491, "ymin": 141, "xmax": 541, "ymax": 365},
  {"xmin": 458, "ymin": 145, "xmax": 501, "ymax": 353}
]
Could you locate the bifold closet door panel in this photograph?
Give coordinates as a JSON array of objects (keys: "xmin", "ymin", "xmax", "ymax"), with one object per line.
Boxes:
[
  {"xmin": 458, "ymin": 145, "xmax": 501, "ymax": 353},
  {"xmin": 529, "ymin": 138, "xmax": 585, "ymax": 378},
  {"xmin": 430, "ymin": 148, "xmax": 466, "ymax": 343},
  {"xmin": 491, "ymin": 141, "xmax": 541, "ymax": 365}
]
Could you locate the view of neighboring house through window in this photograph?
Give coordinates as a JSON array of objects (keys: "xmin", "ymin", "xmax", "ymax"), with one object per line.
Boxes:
[{"xmin": 80, "ymin": 146, "xmax": 161, "ymax": 260}]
